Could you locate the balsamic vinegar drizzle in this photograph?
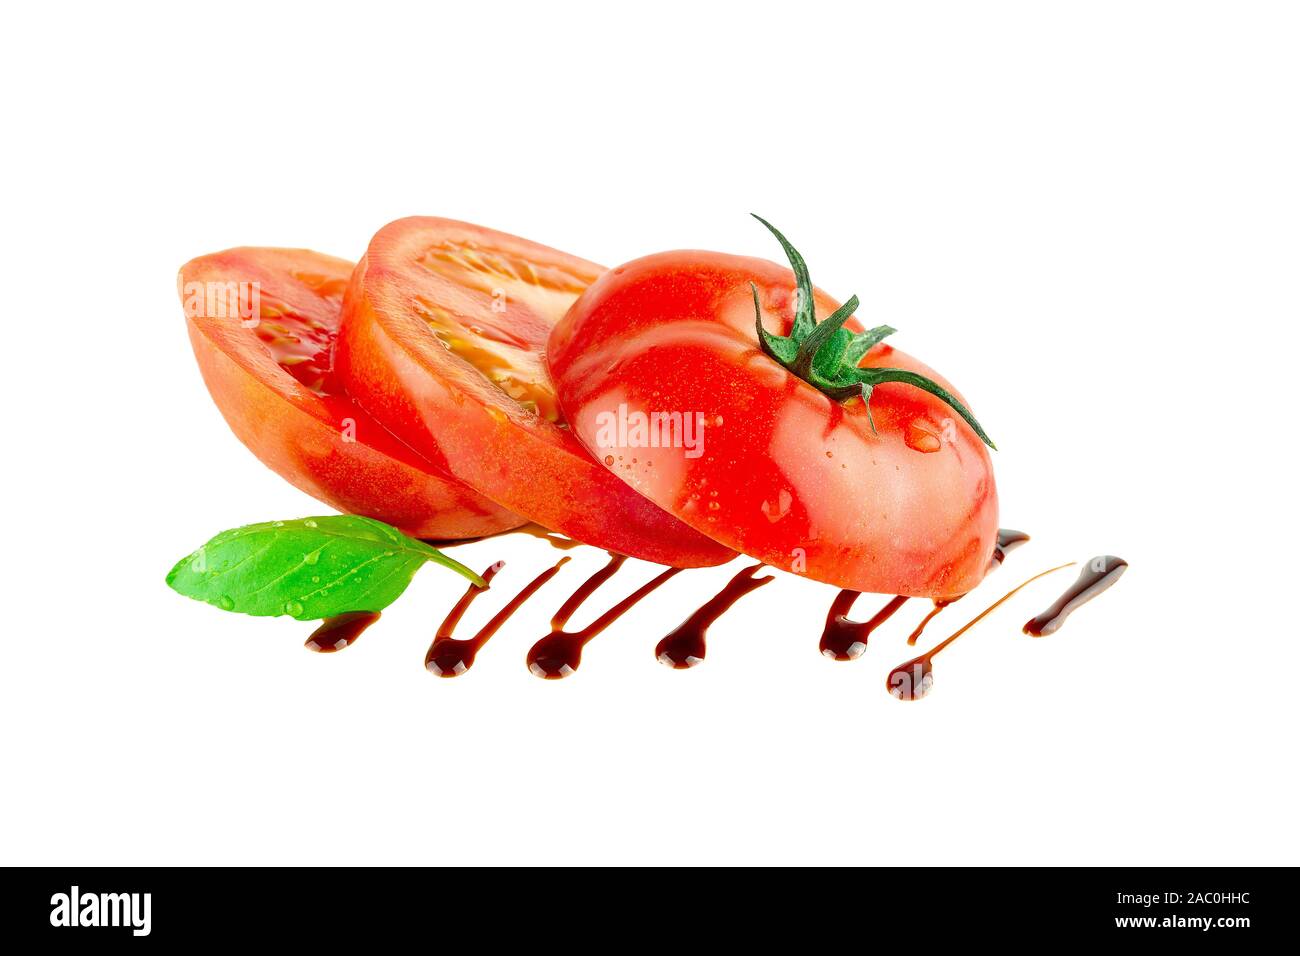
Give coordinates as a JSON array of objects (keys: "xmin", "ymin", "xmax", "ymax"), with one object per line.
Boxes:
[
  {"xmin": 511, "ymin": 523, "xmax": 585, "ymax": 551},
  {"xmin": 820, "ymin": 593, "xmax": 909, "ymax": 660},
  {"xmin": 655, "ymin": 563, "xmax": 773, "ymax": 669},
  {"xmin": 821, "ymin": 528, "xmax": 1033, "ymax": 657},
  {"xmin": 989, "ymin": 528, "xmax": 1031, "ymax": 570},
  {"xmin": 888, "ymin": 562, "xmax": 1076, "ymax": 701},
  {"xmin": 1023, "ymin": 556, "xmax": 1127, "ymax": 637},
  {"xmin": 425, "ymin": 557, "xmax": 570, "ymax": 676},
  {"xmin": 305, "ymin": 610, "xmax": 381, "ymax": 653},
  {"xmin": 324, "ymin": 521, "xmax": 1121, "ymax": 695},
  {"xmin": 904, "ymin": 601, "xmax": 952, "ymax": 647},
  {"xmin": 904, "ymin": 528, "xmax": 1032, "ymax": 646},
  {"xmin": 527, "ymin": 554, "xmax": 682, "ymax": 679},
  {"xmin": 423, "ymin": 522, "xmax": 582, "ymax": 552}
]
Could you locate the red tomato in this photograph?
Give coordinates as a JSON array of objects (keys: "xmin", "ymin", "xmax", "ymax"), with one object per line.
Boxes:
[
  {"xmin": 546, "ymin": 222, "xmax": 999, "ymax": 600},
  {"xmin": 336, "ymin": 217, "xmax": 734, "ymax": 568},
  {"xmin": 179, "ymin": 247, "xmax": 521, "ymax": 538}
]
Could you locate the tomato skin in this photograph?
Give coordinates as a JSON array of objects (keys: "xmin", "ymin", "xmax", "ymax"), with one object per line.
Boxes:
[
  {"xmin": 547, "ymin": 251, "xmax": 999, "ymax": 600},
  {"xmin": 336, "ymin": 218, "xmax": 734, "ymax": 568},
  {"xmin": 180, "ymin": 247, "xmax": 521, "ymax": 539}
]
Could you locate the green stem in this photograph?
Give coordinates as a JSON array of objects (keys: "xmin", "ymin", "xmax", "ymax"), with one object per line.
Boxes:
[
  {"xmin": 748, "ymin": 215, "xmax": 996, "ymax": 450},
  {"xmin": 792, "ymin": 295, "xmax": 858, "ymax": 379},
  {"xmin": 858, "ymin": 368, "xmax": 997, "ymax": 450}
]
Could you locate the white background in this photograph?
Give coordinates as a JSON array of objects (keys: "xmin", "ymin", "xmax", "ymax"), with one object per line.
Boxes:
[{"xmin": 1, "ymin": 1, "xmax": 1296, "ymax": 866}]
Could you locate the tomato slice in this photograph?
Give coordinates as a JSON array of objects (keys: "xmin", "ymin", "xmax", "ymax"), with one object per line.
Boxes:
[
  {"xmin": 336, "ymin": 218, "xmax": 734, "ymax": 567},
  {"xmin": 546, "ymin": 249, "xmax": 999, "ymax": 600},
  {"xmin": 179, "ymin": 247, "xmax": 521, "ymax": 538}
]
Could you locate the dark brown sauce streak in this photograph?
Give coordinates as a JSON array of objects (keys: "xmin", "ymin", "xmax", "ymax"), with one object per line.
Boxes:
[
  {"xmin": 426, "ymin": 558, "xmax": 569, "ymax": 676},
  {"xmin": 905, "ymin": 528, "xmax": 1032, "ymax": 646},
  {"xmin": 305, "ymin": 610, "xmax": 381, "ymax": 653},
  {"xmin": 512, "ymin": 523, "xmax": 585, "ymax": 551},
  {"xmin": 989, "ymin": 528, "xmax": 1031, "ymax": 570},
  {"xmin": 904, "ymin": 601, "xmax": 951, "ymax": 647},
  {"xmin": 888, "ymin": 562, "xmax": 1076, "ymax": 700},
  {"xmin": 820, "ymin": 529, "xmax": 1033, "ymax": 657},
  {"xmin": 820, "ymin": 593, "xmax": 909, "ymax": 660},
  {"xmin": 422, "ymin": 522, "xmax": 582, "ymax": 552},
  {"xmin": 1023, "ymin": 556, "xmax": 1127, "ymax": 637},
  {"xmin": 656, "ymin": 563, "xmax": 773, "ymax": 669},
  {"xmin": 527, "ymin": 553, "xmax": 682, "ymax": 679}
]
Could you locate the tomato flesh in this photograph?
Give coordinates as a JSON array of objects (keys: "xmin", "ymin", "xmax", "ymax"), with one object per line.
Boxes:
[
  {"xmin": 546, "ymin": 251, "xmax": 998, "ymax": 600},
  {"xmin": 336, "ymin": 218, "xmax": 734, "ymax": 568},
  {"xmin": 179, "ymin": 247, "xmax": 521, "ymax": 538}
]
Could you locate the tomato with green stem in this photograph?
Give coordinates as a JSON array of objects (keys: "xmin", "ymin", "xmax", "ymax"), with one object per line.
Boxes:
[{"xmin": 546, "ymin": 217, "xmax": 998, "ymax": 600}]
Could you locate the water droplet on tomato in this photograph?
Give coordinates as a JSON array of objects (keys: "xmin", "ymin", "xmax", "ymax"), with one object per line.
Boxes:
[
  {"xmin": 218, "ymin": 595, "xmax": 235, "ymax": 610},
  {"xmin": 904, "ymin": 422, "xmax": 942, "ymax": 454},
  {"xmin": 284, "ymin": 600, "xmax": 304, "ymax": 617}
]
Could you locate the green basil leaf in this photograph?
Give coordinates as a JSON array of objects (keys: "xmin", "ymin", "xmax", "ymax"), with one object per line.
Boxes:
[{"xmin": 166, "ymin": 515, "xmax": 485, "ymax": 620}]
